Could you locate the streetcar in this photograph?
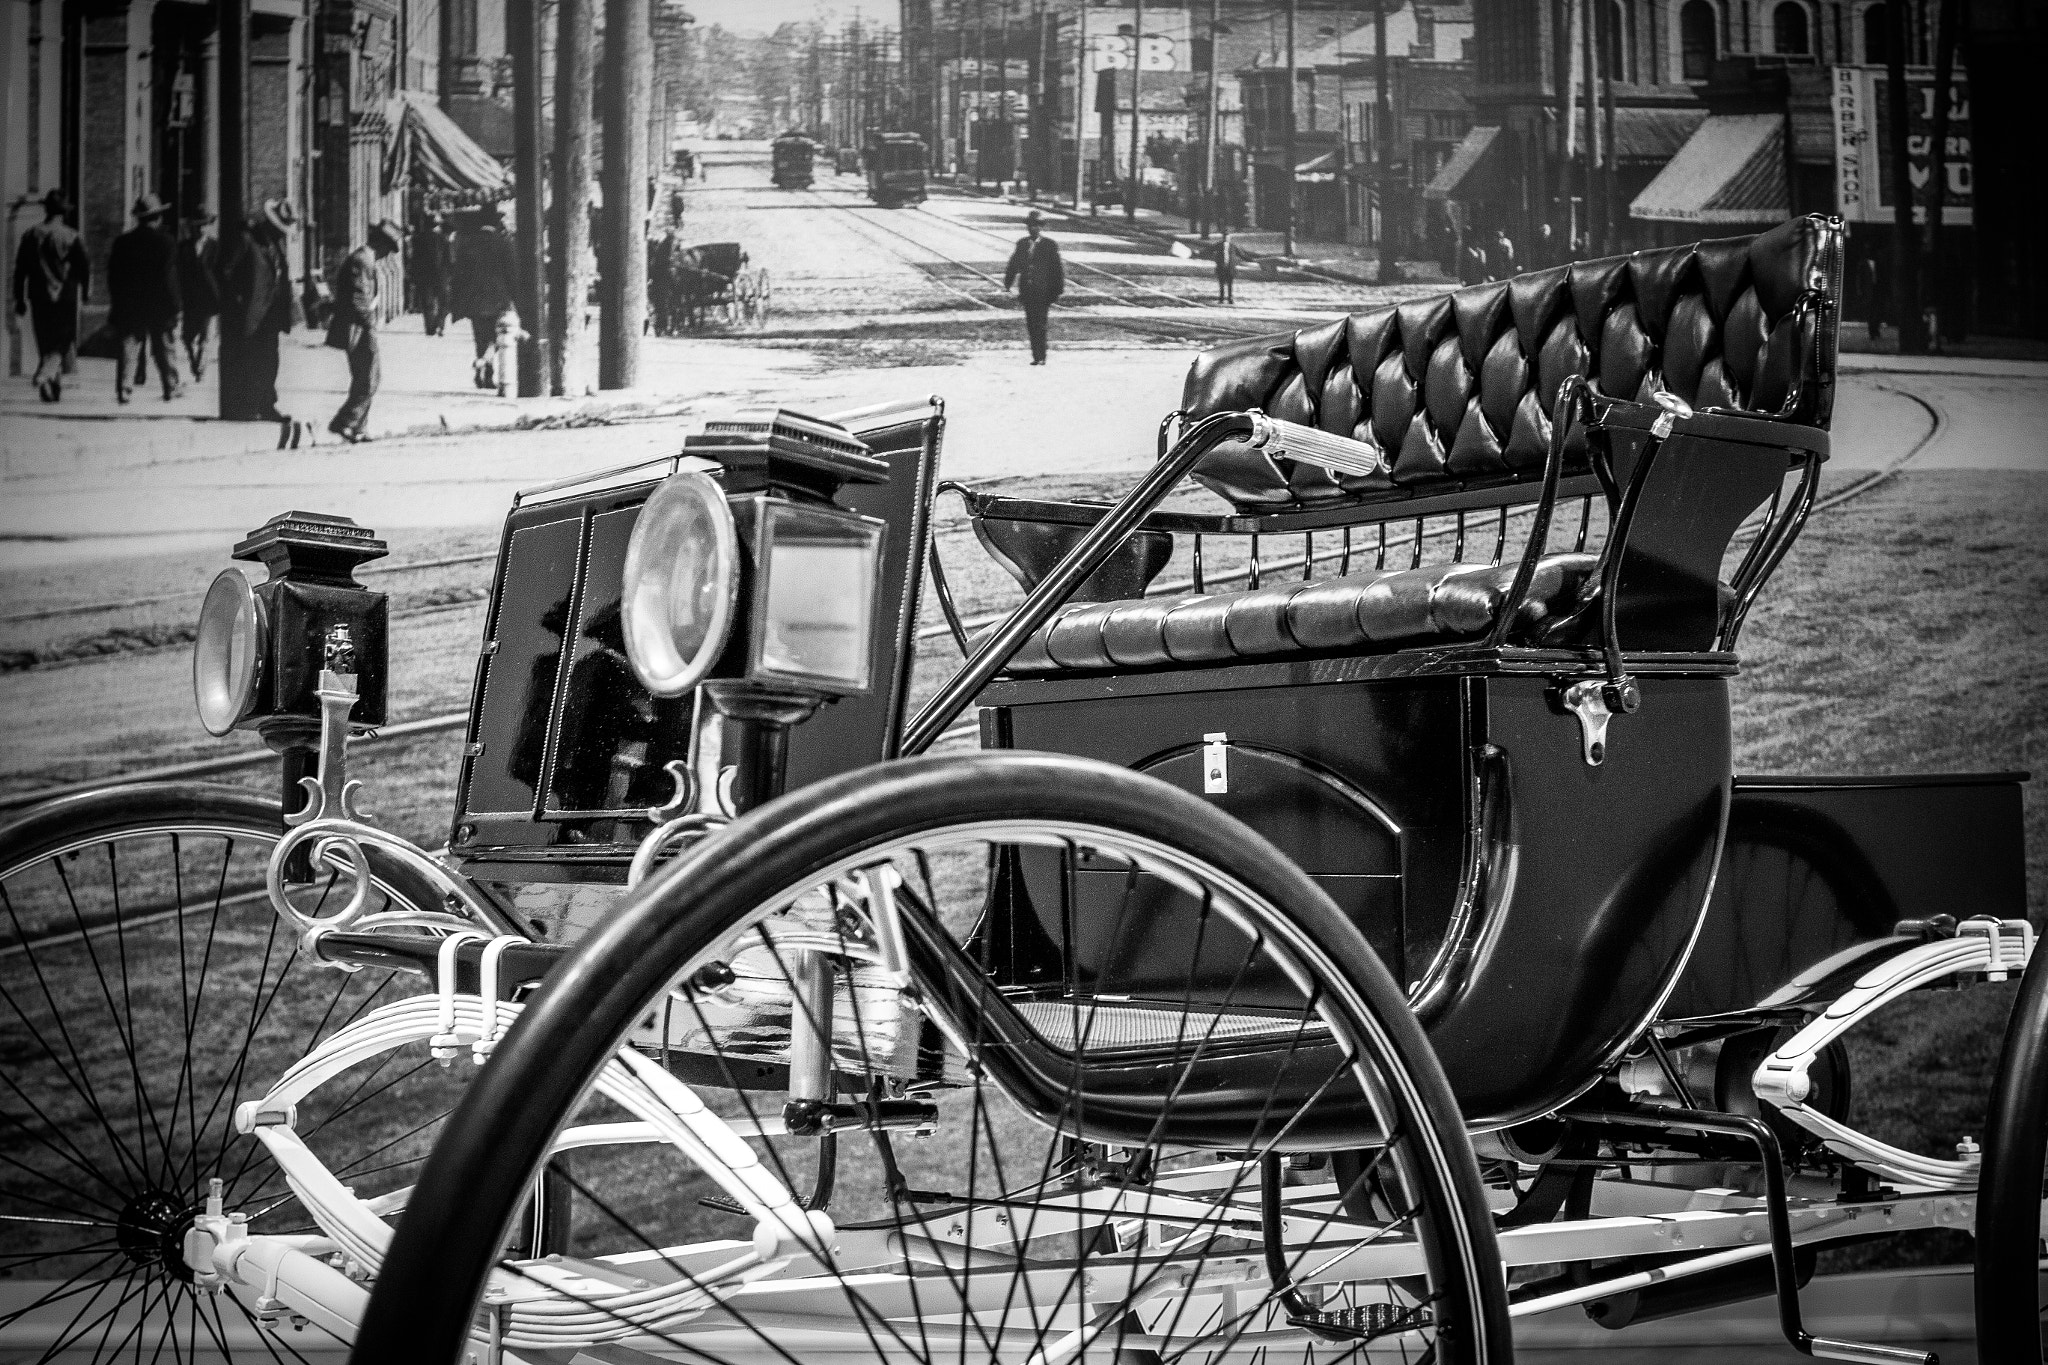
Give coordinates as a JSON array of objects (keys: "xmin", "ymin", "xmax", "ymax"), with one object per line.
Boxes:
[
  {"xmin": 864, "ymin": 131, "xmax": 929, "ymax": 208},
  {"xmin": 770, "ymin": 131, "xmax": 816, "ymax": 189},
  {"xmin": 3, "ymin": 214, "xmax": 2040, "ymax": 1365}
]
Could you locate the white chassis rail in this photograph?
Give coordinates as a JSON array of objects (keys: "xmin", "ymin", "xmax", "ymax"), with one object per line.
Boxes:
[{"xmin": 175, "ymin": 921, "xmax": 2031, "ymax": 1359}]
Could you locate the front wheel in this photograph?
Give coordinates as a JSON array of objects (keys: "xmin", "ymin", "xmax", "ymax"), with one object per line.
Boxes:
[
  {"xmin": 1978, "ymin": 932, "xmax": 2048, "ymax": 1364},
  {"xmin": 355, "ymin": 752, "xmax": 1509, "ymax": 1364},
  {"xmin": 0, "ymin": 783, "xmax": 459, "ymax": 1360}
]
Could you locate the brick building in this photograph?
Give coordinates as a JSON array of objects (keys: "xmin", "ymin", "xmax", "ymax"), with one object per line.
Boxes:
[{"xmin": 1238, "ymin": 2, "xmax": 1474, "ymax": 245}]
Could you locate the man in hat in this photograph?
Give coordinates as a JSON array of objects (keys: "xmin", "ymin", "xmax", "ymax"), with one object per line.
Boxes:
[
  {"xmin": 217, "ymin": 198, "xmax": 299, "ymax": 427},
  {"xmin": 450, "ymin": 206, "xmax": 516, "ymax": 388},
  {"xmin": 326, "ymin": 218, "xmax": 403, "ymax": 442},
  {"xmin": 11, "ymin": 190, "xmax": 92, "ymax": 402},
  {"xmin": 178, "ymin": 213, "xmax": 221, "ymax": 380},
  {"xmin": 108, "ymin": 192, "xmax": 184, "ymax": 402},
  {"xmin": 1003, "ymin": 209, "xmax": 1064, "ymax": 365}
]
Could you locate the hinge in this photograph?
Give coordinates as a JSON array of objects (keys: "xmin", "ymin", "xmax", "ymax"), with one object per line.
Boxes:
[{"xmin": 1203, "ymin": 732, "xmax": 1229, "ymax": 793}]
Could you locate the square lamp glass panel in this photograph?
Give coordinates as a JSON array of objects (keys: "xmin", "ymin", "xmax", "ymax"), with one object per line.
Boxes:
[{"xmin": 754, "ymin": 502, "xmax": 886, "ymax": 693}]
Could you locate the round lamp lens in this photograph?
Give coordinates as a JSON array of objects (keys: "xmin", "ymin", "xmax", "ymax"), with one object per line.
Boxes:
[
  {"xmin": 193, "ymin": 569, "xmax": 264, "ymax": 736},
  {"xmin": 622, "ymin": 471, "xmax": 739, "ymax": 697}
]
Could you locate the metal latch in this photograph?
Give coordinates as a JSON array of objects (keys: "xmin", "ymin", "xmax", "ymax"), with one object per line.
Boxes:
[
  {"xmin": 1561, "ymin": 679, "xmax": 1638, "ymax": 766},
  {"xmin": 1203, "ymin": 733, "xmax": 1229, "ymax": 793}
]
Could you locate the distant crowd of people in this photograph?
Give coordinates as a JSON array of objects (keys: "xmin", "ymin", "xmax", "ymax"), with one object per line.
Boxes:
[
  {"xmin": 1454, "ymin": 223, "xmax": 1586, "ymax": 285},
  {"xmin": 11, "ymin": 191, "xmax": 528, "ymax": 443}
]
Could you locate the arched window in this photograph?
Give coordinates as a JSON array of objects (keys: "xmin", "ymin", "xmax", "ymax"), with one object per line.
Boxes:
[
  {"xmin": 1600, "ymin": 0, "xmax": 1633, "ymax": 81},
  {"xmin": 1680, "ymin": 0, "xmax": 1717, "ymax": 80},
  {"xmin": 1862, "ymin": 2, "xmax": 1889, "ymax": 64},
  {"xmin": 1773, "ymin": 1, "xmax": 1809, "ymax": 54}
]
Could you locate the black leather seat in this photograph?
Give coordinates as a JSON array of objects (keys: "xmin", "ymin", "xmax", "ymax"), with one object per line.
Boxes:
[
  {"xmin": 983, "ymin": 216, "xmax": 1840, "ymax": 678},
  {"xmin": 1001, "ymin": 553, "xmax": 1600, "ymax": 673}
]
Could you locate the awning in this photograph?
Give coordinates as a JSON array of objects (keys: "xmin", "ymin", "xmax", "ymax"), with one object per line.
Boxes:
[
  {"xmin": 382, "ymin": 92, "xmax": 511, "ymax": 197},
  {"xmin": 1629, "ymin": 113, "xmax": 1786, "ymax": 225},
  {"xmin": 1295, "ymin": 149, "xmax": 1339, "ymax": 183},
  {"xmin": 1607, "ymin": 107, "xmax": 1707, "ymax": 161},
  {"xmin": 1423, "ymin": 126, "xmax": 1501, "ymax": 201}
]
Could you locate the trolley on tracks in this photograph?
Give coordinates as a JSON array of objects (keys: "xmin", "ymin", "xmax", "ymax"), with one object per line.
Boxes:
[
  {"xmin": 771, "ymin": 132, "xmax": 817, "ymax": 190},
  {"xmin": 864, "ymin": 132, "xmax": 928, "ymax": 208},
  {"xmin": 4, "ymin": 214, "xmax": 2039, "ymax": 1365}
]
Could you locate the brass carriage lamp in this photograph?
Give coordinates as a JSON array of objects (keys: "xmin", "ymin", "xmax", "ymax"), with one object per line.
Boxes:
[
  {"xmin": 192, "ymin": 511, "xmax": 389, "ymax": 812},
  {"xmin": 620, "ymin": 409, "xmax": 888, "ymax": 812}
]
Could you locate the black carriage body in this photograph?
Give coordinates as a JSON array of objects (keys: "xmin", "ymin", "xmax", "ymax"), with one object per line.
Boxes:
[
  {"xmin": 448, "ymin": 402, "xmax": 941, "ymax": 884},
  {"xmin": 964, "ymin": 215, "xmax": 1850, "ymax": 1128},
  {"xmin": 865, "ymin": 133, "xmax": 928, "ymax": 206},
  {"xmin": 980, "ymin": 666, "xmax": 1734, "ymax": 1127},
  {"xmin": 771, "ymin": 135, "xmax": 815, "ymax": 189}
]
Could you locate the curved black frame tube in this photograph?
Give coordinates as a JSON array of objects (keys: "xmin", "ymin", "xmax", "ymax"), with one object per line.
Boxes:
[
  {"xmin": 901, "ymin": 411, "xmax": 1257, "ymax": 755},
  {"xmin": 1571, "ymin": 1104, "xmax": 1931, "ymax": 1364}
]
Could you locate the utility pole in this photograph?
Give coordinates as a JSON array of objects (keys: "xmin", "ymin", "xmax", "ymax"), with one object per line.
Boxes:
[
  {"xmin": 550, "ymin": 0, "xmax": 592, "ymax": 395},
  {"xmin": 601, "ymin": 0, "xmax": 650, "ymax": 389},
  {"xmin": 1203, "ymin": 0, "xmax": 1219, "ymax": 236},
  {"xmin": 509, "ymin": 0, "xmax": 546, "ymax": 396},
  {"xmin": 1884, "ymin": 0, "xmax": 1925, "ymax": 353},
  {"xmin": 1282, "ymin": 0, "xmax": 1296, "ymax": 252},
  {"xmin": 1924, "ymin": 0, "xmax": 1961, "ymax": 345},
  {"xmin": 1580, "ymin": 0, "xmax": 1597, "ymax": 253},
  {"xmin": 987, "ymin": 0, "xmax": 995, "ymax": 184},
  {"xmin": 1072, "ymin": 1, "xmax": 1088, "ymax": 207},
  {"xmin": 1373, "ymin": 0, "xmax": 1397, "ymax": 280},
  {"xmin": 1127, "ymin": 0, "xmax": 1143, "ymax": 219},
  {"xmin": 216, "ymin": 0, "xmax": 249, "ymax": 420}
]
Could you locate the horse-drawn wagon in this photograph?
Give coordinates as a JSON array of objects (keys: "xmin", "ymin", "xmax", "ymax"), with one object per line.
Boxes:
[
  {"xmin": 650, "ymin": 238, "xmax": 770, "ymax": 332},
  {"xmin": 4, "ymin": 215, "xmax": 2039, "ymax": 1365}
]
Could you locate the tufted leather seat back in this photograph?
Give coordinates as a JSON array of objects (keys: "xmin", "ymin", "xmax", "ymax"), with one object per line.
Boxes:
[{"xmin": 1180, "ymin": 215, "xmax": 1842, "ymax": 511}]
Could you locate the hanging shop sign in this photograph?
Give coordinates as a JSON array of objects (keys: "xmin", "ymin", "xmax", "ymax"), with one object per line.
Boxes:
[{"xmin": 1831, "ymin": 65, "xmax": 1971, "ymax": 225}]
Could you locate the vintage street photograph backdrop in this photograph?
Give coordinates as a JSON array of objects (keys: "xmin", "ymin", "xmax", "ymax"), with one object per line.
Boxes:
[{"xmin": 1, "ymin": 0, "xmax": 2045, "ymax": 1357}]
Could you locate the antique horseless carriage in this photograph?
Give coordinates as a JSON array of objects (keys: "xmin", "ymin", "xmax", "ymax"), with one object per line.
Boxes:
[
  {"xmin": 771, "ymin": 132, "xmax": 818, "ymax": 190},
  {"xmin": 3, "ymin": 215, "xmax": 2041, "ymax": 1364},
  {"xmin": 649, "ymin": 239, "xmax": 771, "ymax": 332},
  {"xmin": 865, "ymin": 132, "xmax": 930, "ymax": 208}
]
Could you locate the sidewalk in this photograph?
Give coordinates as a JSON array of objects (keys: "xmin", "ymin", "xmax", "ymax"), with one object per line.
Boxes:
[{"xmin": 0, "ymin": 315, "xmax": 767, "ymax": 473}]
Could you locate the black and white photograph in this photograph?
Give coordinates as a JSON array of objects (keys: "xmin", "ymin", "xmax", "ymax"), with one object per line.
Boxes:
[{"xmin": 1, "ymin": 0, "xmax": 2044, "ymax": 1359}]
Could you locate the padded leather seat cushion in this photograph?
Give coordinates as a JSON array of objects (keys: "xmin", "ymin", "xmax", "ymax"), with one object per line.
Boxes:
[{"xmin": 1000, "ymin": 553, "xmax": 1600, "ymax": 674}]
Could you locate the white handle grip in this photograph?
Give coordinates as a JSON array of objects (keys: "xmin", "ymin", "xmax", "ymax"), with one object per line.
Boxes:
[{"xmin": 1247, "ymin": 410, "xmax": 1386, "ymax": 477}]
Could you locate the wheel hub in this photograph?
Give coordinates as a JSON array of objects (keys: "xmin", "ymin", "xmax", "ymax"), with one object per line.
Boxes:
[{"xmin": 117, "ymin": 1189, "xmax": 200, "ymax": 1281}]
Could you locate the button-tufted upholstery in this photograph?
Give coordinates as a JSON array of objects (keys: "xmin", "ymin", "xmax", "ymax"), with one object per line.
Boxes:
[
  {"xmin": 985, "ymin": 216, "xmax": 1840, "ymax": 677},
  {"xmin": 1179, "ymin": 215, "xmax": 1839, "ymax": 512}
]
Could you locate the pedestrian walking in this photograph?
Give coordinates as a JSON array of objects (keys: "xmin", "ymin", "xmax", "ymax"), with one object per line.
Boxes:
[
  {"xmin": 178, "ymin": 214, "xmax": 221, "ymax": 380},
  {"xmin": 325, "ymin": 218, "xmax": 402, "ymax": 443},
  {"xmin": 1490, "ymin": 227, "xmax": 1517, "ymax": 281},
  {"xmin": 1003, "ymin": 210, "xmax": 1064, "ymax": 366},
  {"xmin": 1531, "ymin": 222, "xmax": 1558, "ymax": 272},
  {"xmin": 108, "ymin": 193, "xmax": 184, "ymax": 403},
  {"xmin": 216, "ymin": 198, "xmax": 299, "ymax": 428},
  {"xmin": 414, "ymin": 213, "xmax": 451, "ymax": 337},
  {"xmin": 1458, "ymin": 239, "xmax": 1489, "ymax": 286},
  {"xmin": 451, "ymin": 207, "xmax": 516, "ymax": 389},
  {"xmin": 11, "ymin": 189, "xmax": 91, "ymax": 403},
  {"xmin": 1214, "ymin": 227, "xmax": 1243, "ymax": 305}
]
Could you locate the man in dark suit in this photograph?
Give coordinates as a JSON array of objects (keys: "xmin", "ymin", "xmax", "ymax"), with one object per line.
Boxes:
[
  {"xmin": 451, "ymin": 207, "xmax": 516, "ymax": 388},
  {"xmin": 178, "ymin": 214, "xmax": 221, "ymax": 380},
  {"xmin": 11, "ymin": 189, "xmax": 91, "ymax": 402},
  {"xmin": 326, "ymin": 218, "xmax": 403, "ymax": 442},
  {"xmin": 108, "ymin": 193, "xmax": 183, "ymax": 402},
  {"xmin": 1003, "ymin": 209, "xmax": 1064, "ymax": 365},
  {"xmin": 217, "ymin": 198, "xmax": 298, "ymax": 427}
]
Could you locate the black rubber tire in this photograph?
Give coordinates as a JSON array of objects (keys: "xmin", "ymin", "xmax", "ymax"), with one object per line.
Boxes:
[
  {"xmin": 1977, "ymin": 932, "xmax": 2048, "ymax": 1365},
  {"xmin": 354, "ymin": 751, "xmax": 1512, "ymax": 1365}
]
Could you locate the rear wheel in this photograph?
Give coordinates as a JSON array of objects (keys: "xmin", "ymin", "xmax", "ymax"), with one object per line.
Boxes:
[
  {"xmin": 355, "ymin": 752, "xmax": 1508, "ymax": 1364},
  {"xmin": 0, "ymin": 783, "xmax": 459, "ymax": 1361},
  {"xmin": 1978, "ymin": 934, "xmax": 2048, "ymax": 1364}
]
